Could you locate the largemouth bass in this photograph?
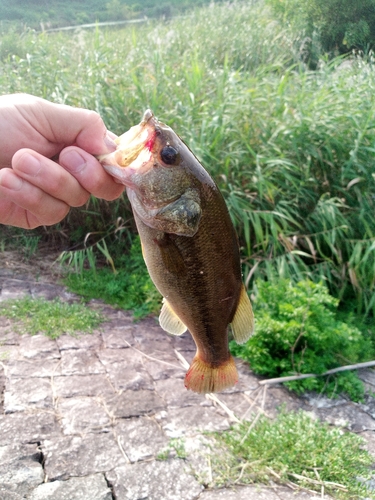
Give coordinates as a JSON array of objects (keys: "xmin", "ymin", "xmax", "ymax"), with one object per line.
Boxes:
[{"xmin": 98, "ymin": 110, "xmax": 254, "ymax": 393}]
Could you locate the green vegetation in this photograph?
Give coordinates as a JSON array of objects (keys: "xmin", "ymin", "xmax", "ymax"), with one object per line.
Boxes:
[
  {"xmin": 213, "ymin": 410, "xmax": 372, "ymax": 499},
  {"xmin": 0, "ymin": 297, "xmax": 104, "ymax": 338},
  {"xmin": 266, "ymin": 0, "xmax": 375, "ymax": 65},
  {"xmin": 62, "ymin": 236, "xmax": 161, "ymax": 319},
  {"xmin": 157, "ymin": 438, "xmax": 187, "ymax": 461},
  {"xmin": 230, "ymin": 280, "xmax": 373, "ymax": 400}
]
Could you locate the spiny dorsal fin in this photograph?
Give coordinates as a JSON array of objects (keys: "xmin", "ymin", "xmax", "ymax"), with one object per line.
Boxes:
[
  {"xmin": 159, "ymin": 298, "xmax": 187, "ymax": 336},
  {"xmin": 231, "ymin": 284, "xmax": 254, "ymax": 344}
]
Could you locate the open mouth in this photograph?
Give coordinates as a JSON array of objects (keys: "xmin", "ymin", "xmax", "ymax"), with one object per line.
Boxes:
[{"xmin": 98, "ymin": 109, "xmax": 156, "ymax": 174}]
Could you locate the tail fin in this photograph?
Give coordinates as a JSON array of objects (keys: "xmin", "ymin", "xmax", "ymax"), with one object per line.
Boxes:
[{"xmin": 184, "ymin": 355, "xmax": 238, "ymax": 393}]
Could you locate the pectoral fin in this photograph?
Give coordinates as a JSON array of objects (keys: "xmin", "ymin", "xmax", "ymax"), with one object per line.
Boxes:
[
  {"xmin": 159, "ymin": 298, "xmax": 187, "ymax": 336},
  {"xmin": 231, "ymin": 285, "xmax": 254, "ymax": 344}
]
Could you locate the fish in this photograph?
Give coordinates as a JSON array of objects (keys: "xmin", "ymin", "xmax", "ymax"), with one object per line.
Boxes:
[{"xmin": 98, "ymin": 110, "xmax": 254, "ymax": 393}]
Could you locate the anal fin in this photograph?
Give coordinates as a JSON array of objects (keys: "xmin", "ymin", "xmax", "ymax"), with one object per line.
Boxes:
[
  {"xmin": 159, "ymin": 298, "xmax": 187, "ymax": 336},
  {"xmin": 231, "ymin": 284, "xmax": 254, "ymax": 344}
]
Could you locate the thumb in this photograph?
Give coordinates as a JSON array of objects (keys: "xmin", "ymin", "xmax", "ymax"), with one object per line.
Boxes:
[{"xmin": 39, "ymin": 99, "xmax": 117, "ymax": 155}]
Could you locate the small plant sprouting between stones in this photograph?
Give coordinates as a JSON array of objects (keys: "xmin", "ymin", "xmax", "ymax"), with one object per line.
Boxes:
[
  {"xmin": 230, "ymin": 279, "xmax": 373, "ymax": 401},
  {"xmin": 157, "ymin": 438, "xmax": 187, "ymax": 461},
  {"xmin": 212, "ymin": 409, "xmax": 373, "ymax": 499},
  {"xmin": 0, "ymin": 297, "xmax": 104, "ymax": 339}
]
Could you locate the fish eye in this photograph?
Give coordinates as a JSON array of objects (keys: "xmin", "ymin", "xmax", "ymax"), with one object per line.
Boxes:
[{"xmin": 160, "ymin": 145, "xmax": 178, "ymax": 165}]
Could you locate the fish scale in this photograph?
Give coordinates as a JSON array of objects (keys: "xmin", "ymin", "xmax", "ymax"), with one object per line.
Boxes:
[{"xmin": 98, "ymin": 110, "xmax": 254, "ymax": 393}]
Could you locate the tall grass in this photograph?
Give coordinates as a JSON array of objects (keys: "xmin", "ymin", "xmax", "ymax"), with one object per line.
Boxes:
[{"xmin": 0, "ymin": 1, "xmax": 374, "ymax": 313}]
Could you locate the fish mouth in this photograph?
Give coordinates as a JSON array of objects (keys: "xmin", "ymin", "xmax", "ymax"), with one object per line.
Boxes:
[{"xmin": 98, "ymin": 109, "xmax": 156, "ymax": 184}]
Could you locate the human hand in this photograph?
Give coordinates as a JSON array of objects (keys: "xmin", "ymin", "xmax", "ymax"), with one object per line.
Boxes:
[{"xmin": 0, "ymin": 93, "xmax": 124, "ymax": 229}]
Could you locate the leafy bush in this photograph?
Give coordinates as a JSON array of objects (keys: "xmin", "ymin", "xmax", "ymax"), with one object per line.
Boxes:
[
  {"xmin": 266, "ymin": 0, "xmax": 375, "ymax": 59},
  {"xmin": 230, "ymin": 280, "xmax": 373, "ymax": 400}
]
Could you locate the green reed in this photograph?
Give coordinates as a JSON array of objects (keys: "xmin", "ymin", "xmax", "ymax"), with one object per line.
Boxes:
[{"xmin": 1, "ymin": 1, "xmax": 374, "ymax": 313}]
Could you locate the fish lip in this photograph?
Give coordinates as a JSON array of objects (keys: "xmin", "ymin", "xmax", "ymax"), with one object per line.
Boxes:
[
  {"xmin": 141, "ymin": 109, "xmax": 154, "ymax": 125},
  {"xmin": 98, "ymin": 110, "xmax": 157, "ymax": 183}
]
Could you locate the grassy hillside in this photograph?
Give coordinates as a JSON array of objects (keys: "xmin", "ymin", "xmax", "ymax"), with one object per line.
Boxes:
[
  {"xmin": 0, "ymin": 0, "xmax": 214, "ymax": 30},
  {"xmin": 0, "ymin": 0, "xmax": 374, "ymax": 317}
]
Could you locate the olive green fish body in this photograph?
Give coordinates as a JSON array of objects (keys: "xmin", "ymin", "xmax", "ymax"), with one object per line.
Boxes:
[
  {"xmin": 133, "ymin": 177, "xmax": 242, "ymax": 368},
  {"xmin": 98, "ymin": 110, "xmax": 254, "ymax": 393}
]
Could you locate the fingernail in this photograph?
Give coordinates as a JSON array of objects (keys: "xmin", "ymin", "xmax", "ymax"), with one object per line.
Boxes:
[
  {"xmin": 16, "ymin": 153, "xmax": 42, "ymax": 177},
  {"xmin": 104, "ymin": 133, "xmax": 118, "ymax": 152},
  {"xmin": 60, "ymin": 150, "xmax": 86, "ymax": 173},
  {"xmin": 0, "ymin": 171, "xmax": 23, "ymax": 191}
]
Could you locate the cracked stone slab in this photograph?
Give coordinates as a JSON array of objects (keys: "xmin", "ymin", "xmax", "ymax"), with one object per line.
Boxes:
[
  {"xmin": 43, "ymin": 434, "xmax": 128, "ymax": 480},
  {"xmin": 30, "ymin": 283, "xmax": 67, "ymax": 301},
  {"xmin": 106, "ymin": 459, "xmax": 203, "ymax": 500},
  {"xmin": 182, "ymin": 435, "xmax": 216, "ymax": 485},
  {"xmin": 263, "ymin": 386, "xmax": 302, "ymax": 417},
  {"xmin": 143, "ymin": 352, "xmax": 185, "ymax": 381},
  {"xmin": 18, "ymin": 334, "xmax": 60, "ymax": 359},
  {"xmin": 0, "ymin": 443, "xmax": 41, "ymax": 466},
  {"xmin": 52, "ymin": 374, "xmax": 115, "ymax": 399},
  {"xmin": 0, "ymin": 410, "xmax": 60, "ymax": 445},
  {"xmin": 4, "ymin": 377, "xmax": 53, "ymax": 413},
  {"xmin": 106, "ymin": 390, "xmax": 165, "ymax": 418},
  {"xmin": 132, "ymin": 320, "xmax": 174, "ymax": 353},
  {"xmin": 302, "ymin": 393, "xmax": 348, "ymax": 409},
  {"xmin": 155, "ymin": 405, "xmax": 230, "ymax": 438},
  {"xmin": 0, "ymin": 489, "xmax": 24, "ymax": 500},
  {"xmin": 58, "ymin": 397, "xmax": 111, "ymax": 435},
  {"xmin": 6, "ymin": 358, "xmax": 62, "ymax": 378},
  {"xmin": 97, "ymin": 348, "xmax": 154, "ymax": 391},
  {"xmin": 115, "ymin": 416, "xmax": 169, "ymax": 462},
  {"xmin": 0, "ymin": 284, "xmax": 31, "ymax": 301},
  {"xmin": 314, "ymin": 403, "xmax": 375, "ymax": 432},
  {"xmin": 101, "ymin": 325, "xmax": 137, "ymax": 349},
  {"xmin": 154, "ymin": 377, "xmax": 208, "ymax": 408},
  {"xmin": 28, "ymin": 473, "xmax": 113, "ymax": 500},
  {"xmin": 60, "ymin": 349, "xmax": 105, "ymax": 376},
  {"xmin": 0, "ymin": 325, "xmax": 21, "ymax": 345},
  {"xmin": 0, "ymin": 446, "xmax": 44, "ymax": 498},
  {"xmin": 171, "ymin": 332, "xmax": 196, "ymax": 352},
  {"xmin": 216, "ymin": 391, "xmax": 258, "ymax": 421},
  {"xmin": 56, "ymin": 333, "xmax": 103, "ymax": 351},
  {"xmin": 360, "ymin": 395, "xmax": 375, "ymax": 421},
  {"xmin": 0, "ymin": 344, "xmax": 19, "ymax": 362}
]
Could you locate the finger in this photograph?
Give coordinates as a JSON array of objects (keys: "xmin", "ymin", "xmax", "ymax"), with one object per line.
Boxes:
[
  {"xmin": 12, "ymin": 149, "xmax": 90, "ymax": 207},
  {"xmin": 0, "ymin": 197, "xmax": 48, "ymax": 229},
  {"xmin": 59, "ymin": 146, "xmax": 125, "ymax": 201},
  {"xmin": 31, "ymin": 96, "xmax": 118, "ymax": 155},
  {"xmin": 0, "ymin": 168, "xmax": 70, "ymax": 228}
]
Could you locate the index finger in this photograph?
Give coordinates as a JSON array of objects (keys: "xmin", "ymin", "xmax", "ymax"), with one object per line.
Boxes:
[{"xmin": 59, "ymin": 146, "xmax": 125, "ymax": 201}]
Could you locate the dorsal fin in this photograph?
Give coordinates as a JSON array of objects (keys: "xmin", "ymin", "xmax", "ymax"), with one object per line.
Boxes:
[
  {"xmin": 159, "ymin": 298, "xmax": 187, "ymax": 336},
  {"xmin": 231, "ymin": 284, "xmax": 254, "ymax": 344}
]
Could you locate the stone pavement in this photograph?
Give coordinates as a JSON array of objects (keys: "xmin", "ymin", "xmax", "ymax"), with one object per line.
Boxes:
[{"xmin": 0, "ymin": 259, "xmax": 374, "ymax": 500}]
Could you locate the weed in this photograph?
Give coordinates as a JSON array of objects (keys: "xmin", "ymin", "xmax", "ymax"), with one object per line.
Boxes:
[
  {"xmin": 63, "ymin": 236, "xmax": 161, "ymax": 319},
  {"xmin": 0, "ymin": 297, "xmax": 104, "ymax": 339},
  {"xmin": 157, "ymin": 438, "xmax": 187, "ymax": 461},
  {"xmin": 212, "ymin": 409, "xmax": 373, "ymax": 499}
]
